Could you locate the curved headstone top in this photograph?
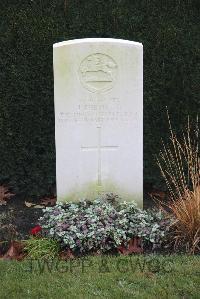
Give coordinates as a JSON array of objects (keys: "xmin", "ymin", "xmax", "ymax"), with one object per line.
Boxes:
[
  {"xmin": 53, "ymin": 38, "xmax": 143, "ymax": 207},
  {"xmin": 53, "ymin": 38, "xmax": 143, "ymax": 48}
]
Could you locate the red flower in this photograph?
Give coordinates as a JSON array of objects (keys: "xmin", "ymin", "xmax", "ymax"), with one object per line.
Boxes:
[{"xmin": 30, "ymin": 225, "xmax": 42, "ymax": 235}]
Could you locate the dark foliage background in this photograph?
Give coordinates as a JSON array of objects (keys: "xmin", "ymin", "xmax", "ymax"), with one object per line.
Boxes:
[{"xmin": 0, "ymin": 0, "xmax": 199, "ymax": 197}]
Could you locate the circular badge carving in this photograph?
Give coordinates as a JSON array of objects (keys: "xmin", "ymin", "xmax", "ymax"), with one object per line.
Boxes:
[{"xmin": 79, "ymin": 53, "xmax": 118, "ymax": 92}]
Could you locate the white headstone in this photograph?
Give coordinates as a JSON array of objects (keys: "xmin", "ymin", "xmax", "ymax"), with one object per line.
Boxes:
[{"xmin": 53, "ymin": 38, "xmax": 143, "ymax": 207}]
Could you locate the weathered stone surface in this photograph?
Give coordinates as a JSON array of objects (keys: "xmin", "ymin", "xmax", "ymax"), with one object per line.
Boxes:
[{"xmin": 53, "ymin": 38, "xmax": 143, "ymax": 206}]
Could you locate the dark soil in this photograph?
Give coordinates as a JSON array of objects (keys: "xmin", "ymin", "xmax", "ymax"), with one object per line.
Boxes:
[{"xmin": 0, "ymin": 196, "xmax": 43, "ymax": 242}]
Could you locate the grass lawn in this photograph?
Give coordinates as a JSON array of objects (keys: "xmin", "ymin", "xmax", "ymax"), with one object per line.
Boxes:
[{"xmin": 0, "ymin": 254, "xmax": 199, "ymax": 299}]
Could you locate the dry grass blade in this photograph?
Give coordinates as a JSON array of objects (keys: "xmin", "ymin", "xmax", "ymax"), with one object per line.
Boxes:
[{"xmin": 157, "ymin": 112, "xmax": 200, "ymax": 254}]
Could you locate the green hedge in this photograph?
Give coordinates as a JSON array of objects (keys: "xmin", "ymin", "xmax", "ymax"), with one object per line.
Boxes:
[{"xmin": 0, "ymin": 0, "xmax": 199, "ymax": 196}]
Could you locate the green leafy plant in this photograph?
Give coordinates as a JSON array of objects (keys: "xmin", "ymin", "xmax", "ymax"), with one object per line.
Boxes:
[
  {"xmin": 116, "ymin": 202, "xmax": 171, "ymax": 250},
  {"xmin": 39, "ymin": 197, "xmax": 170, "ymax": 253},
  {"xmin": 24, "ymin": 237, "xmax": 60, "ymax": 260}
]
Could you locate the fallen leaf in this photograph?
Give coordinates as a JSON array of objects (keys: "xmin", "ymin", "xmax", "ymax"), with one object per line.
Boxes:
[
  {"xmin": 0, "ymin": 186, "xmax": 15, "ymax": 205},
  {"xmin": 40, "ymin": 197, "xmax": 57, "ymax": 206},
  {"xmin": 24, "ymin": 201, "xmax": 36, "ymax": 208},
  {"xmin": 59, "ymin": 249, "xmax": 74, "ymax": 260},
  {"xmin": 2, "ymin": 241, "xmax": 25, "ymax": 260},
  {"xmin": 118, "ymin": 237, "xmax": 143, "ymax": 255},
  {"xmin": 25, "ymin": 201, "xmax": 45, "ymax": 209},
  {"xmin": 33, "ymin": 205, "xmax": 45, "ymax": 209}
]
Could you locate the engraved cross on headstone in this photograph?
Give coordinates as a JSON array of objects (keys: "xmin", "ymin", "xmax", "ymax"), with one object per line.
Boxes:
[{"xmin": 81, "ymin": 127, "xmax": 119, "ymax": 186}]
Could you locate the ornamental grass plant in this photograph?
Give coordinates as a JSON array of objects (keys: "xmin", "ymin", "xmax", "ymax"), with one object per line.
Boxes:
[{"xmin": 157, "ymin": 112, "xmax": 200, "ymax": 253}]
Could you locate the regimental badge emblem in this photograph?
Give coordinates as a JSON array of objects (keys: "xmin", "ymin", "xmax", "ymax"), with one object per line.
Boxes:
[{"xmin": 79, "ymin": 53, "xmax": 118, "ymax": 93}]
